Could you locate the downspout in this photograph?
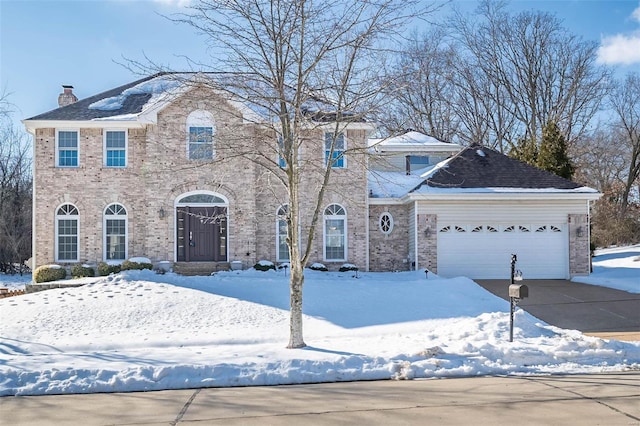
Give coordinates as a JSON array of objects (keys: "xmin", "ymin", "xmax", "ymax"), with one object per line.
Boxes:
[{"xmin": 414, "ymin": 201, "xmax": 419, "ymax": 271}]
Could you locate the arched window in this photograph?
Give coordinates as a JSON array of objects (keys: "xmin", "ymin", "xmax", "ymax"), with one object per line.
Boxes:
[
  {"xmin": 104, "ymin": 203, "xmax": 127, "ymax": 260},
  {"xmin": 186, "ymin": 110, "xmax": 215, "ymax": 160},
  {"xmin": 276, "ymin": 204, "xmax": 289, "ymax": 262},
  {"xmin": 324, "ymin": 204, "xmax": 346, "ymax": 261},
  {"xmin": 379, "ymin": 212, "xmax": 394, "ymax": 235},
  {"xmin": 55, "ymin": 204, "xmax": 79, "ymax": 262}
]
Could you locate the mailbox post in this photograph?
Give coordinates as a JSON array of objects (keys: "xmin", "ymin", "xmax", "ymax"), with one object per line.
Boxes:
[{"xmin": 508, "ymin": 254, "xmax": 528, "ymax": 342}]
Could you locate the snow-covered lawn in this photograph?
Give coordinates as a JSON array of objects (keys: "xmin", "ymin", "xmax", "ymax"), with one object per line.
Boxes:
[
  {"xmin": 1, "ymin": 248, "xmax": 639, "ymax": 396},
  {"xmin": 572, "ymin": 244, "xmax": 640, "ymax": 293}
]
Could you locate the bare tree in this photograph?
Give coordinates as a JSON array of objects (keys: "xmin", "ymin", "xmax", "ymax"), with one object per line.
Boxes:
[
  {"xmin": 609, "ymin": 72, "xmax": 640, "ymax": 210},
  {"xmin": 0, "ymin": 93, "xmax": 32, "ymax": 274},
  {"xmin": 129, "ymin": 0, "xmax": 435, "ymax": 348},
  {"xmin": 381, "ymin": 28, "xmax": 459, "ymax": 141},
  {"xmin": 449, "ymin": 0, "xmax": 610, "ymax": 151}
]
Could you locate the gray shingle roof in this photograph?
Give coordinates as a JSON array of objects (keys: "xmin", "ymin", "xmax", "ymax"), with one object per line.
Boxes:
[
  {"xmin": 26, "ymin": 74, "xmax": 164, "ymax": 121},
  {"xmin": 419, "ymin": 144, "xmax": 582, "ymax": 190}
]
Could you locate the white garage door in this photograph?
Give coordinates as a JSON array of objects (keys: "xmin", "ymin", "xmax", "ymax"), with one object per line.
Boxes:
[{"xmin": 437, "ymin": 224, "xmax": 568, "ymax": 279}]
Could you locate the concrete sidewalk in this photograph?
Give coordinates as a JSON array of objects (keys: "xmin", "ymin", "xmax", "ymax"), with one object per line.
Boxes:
[
  {"xmin": 1, "ymin": 373, "xmax": 639, "ymax": 425},
  {"xmin": 475, "ymin": 279, "xmax": 640, "ymax": 341}
]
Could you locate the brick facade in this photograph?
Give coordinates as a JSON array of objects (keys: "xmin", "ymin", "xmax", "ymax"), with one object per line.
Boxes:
[
  {"xmin": 368, "ymin": 204, "xmax": 411, "ymax": 271},
  {"xmin": 32, "ymin": 87, "xmax": 370, "ymax": 271}
]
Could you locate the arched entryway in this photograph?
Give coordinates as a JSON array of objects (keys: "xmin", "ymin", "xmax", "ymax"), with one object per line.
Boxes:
[{"xmin": 175, "ymin": 191, "xmax": 228, "ymax": 262}]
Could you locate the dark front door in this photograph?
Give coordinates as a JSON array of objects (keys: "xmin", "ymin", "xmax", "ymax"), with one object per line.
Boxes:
[{"xmin": 176, "ymin": 206, "xmax": 227, "ymax": 262}]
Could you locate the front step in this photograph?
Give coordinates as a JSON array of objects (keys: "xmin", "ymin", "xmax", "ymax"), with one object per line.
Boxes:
[{"xmin": 173, "ymin": 262, "xmax": 230, "ymax": 276}]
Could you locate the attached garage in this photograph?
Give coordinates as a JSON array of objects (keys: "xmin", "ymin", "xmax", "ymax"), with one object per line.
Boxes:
[{"xmin": 402, "ymin": 144, "xmax": 601, "ymax": 279}]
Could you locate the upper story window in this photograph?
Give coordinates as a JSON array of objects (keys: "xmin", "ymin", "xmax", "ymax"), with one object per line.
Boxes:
[
  {"xmin": 405, "ymin": 155, "xmax": 430, "ymax": 174},
  {"xmin": 56, "ymin": 130, "xmax": 79, "ymax": 167},
  {"xmin": 186, "ymin": 110, "xmax": 215, "ymax": 160},
  {"xmin": 55, "ymin": 203, "xmax": 79, "ymax": 262},
  {"xmin": 104, "ymin": 130, "xmax": 127, "ymax": 167},
  {"xmin": 277, "ymin": 135, "xmax": 286, "ymax": 168},
  {"xmin": 324, "ymin": 132, "xmax": 345, "ymax": 168}
]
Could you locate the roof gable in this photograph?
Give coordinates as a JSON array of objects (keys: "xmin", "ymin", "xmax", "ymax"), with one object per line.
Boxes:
[{"xmin": 419, "ymin": 144, "xmax": 583, "ymax": 190}]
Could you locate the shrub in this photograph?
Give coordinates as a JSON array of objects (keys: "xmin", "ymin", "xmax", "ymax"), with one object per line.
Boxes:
[
  {"xmin": 254, "ymin": 260, "xmax": 275, "ymax": 271},
  {"xmin": 34, "ymin": 264, "xmax": 67, "ymax": 283},
  {"xmin": 71, "ymin": 264, "xmax": 95, "ymax": 278},
  {"xmin": 97, "ymin": 262, "xmax": 121, "ymax": 276},
  {"xmin": 339, "ymin": 263, "xmax": 359, "ymax": 272},
  {"xmin": 121, "ymin": 259, "xmax": 153, "ymax": 271},
  {"xmin": 309, "ymin": 262, "xmax": 328, "ymax": 272}
]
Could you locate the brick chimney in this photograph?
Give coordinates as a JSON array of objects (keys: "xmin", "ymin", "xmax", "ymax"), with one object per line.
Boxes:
[{"xmin": 58, "ymin": 85, "xmax": 78, "ymax": 107}]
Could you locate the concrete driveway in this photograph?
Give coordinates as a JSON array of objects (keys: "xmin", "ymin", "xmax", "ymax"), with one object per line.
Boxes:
[{"xmin": 475, "ymin": 279, "xmax": 640, "ymax": 341}]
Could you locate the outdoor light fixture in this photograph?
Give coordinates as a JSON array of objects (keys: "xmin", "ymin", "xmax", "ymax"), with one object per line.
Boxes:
[
  {"xmin": 576, "ymin": 226, "xmax": 583, "ymax": 237},
  {"xmin": 158, "ymin": 207, "xmax": 166, "ymax": 219},
  {"xmin": 424, "ymin": 227, "xmax": 431, "ymax": 237}
]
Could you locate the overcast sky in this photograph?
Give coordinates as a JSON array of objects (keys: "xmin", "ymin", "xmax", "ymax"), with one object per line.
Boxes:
[{"xmin": 2, "ymin": 0, "xmax": 640, "ymax": 126}]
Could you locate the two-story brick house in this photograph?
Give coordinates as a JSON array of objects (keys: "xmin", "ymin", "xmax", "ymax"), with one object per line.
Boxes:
[{"xmin": 24, "ymin": 73, "xmax": 600, "ymax": 279}]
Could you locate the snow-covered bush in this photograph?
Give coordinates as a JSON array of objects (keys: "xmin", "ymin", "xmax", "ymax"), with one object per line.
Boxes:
[
  {"xmin": 309, "ymin": 262, "xmax": 328, "ymax": 271},
  {"xmin": 254, "ymin": 260, "xmax": 275, "ymax": 271},
  {"xmin": 71, "ymin": 264, "xmax": 95, "ymax": 278},
  {"xmin": 121, "ymin": 259, "xmax": 153, "ymax": 271},
  {"xmin": 97, "ymin": 262, "xmax": 121, "ymax": 276},
  {"xmin": 339, "ymin": 263, "xmax": 358, "ymax": 272},
  {"xmin": 33, "ymin": 264, "xmax": 67, "ymax": 283}
]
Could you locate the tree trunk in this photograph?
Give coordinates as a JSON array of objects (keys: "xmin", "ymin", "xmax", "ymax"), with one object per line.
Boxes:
[{"xmin": 287, "ymin": 260, "xmax": 306, "ymax": 348}]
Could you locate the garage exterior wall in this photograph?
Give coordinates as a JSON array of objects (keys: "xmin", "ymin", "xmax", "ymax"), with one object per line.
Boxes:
[{"xmin": 413, "ymin": 198, "xmax": 591, "ymax": 278}]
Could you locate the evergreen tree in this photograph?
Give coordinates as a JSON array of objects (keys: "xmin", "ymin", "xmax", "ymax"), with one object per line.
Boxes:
[
  {"xmin": 537, "ymin": 120, "xmax": 574, "ymax": 179},
  {"xmin": 510, "ymin": 136, "xmax": 538, "ymax": 166}
]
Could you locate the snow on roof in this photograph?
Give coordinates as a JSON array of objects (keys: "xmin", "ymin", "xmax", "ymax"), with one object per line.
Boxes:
[
  {"xmin": 411, "ymin": 186, "xmax": 601, "ymax": 195},
  {"xmin": 369, "ymin": 131, "xmax": 461, "ymax": 152},
  {"xmin": 368, "ymin": 167, "xmax": 433, "ymax": 198},
  {"xmin": 88, "ymin": 75, "xmax": 184, "ymax": 111}
]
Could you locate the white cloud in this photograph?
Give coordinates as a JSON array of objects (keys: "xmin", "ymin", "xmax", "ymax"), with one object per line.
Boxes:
[
  {"xmin": 597, "ymin": 4, "xmax": 640, "ymax": 65},
  {"xmin": 597, "ymin": 33, "xmax": 640, "ymax": 65}
]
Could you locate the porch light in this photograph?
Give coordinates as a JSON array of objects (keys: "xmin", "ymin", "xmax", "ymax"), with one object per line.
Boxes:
[
  {"xmin": 576, "ymin": 226, "xmax": 583, "ymax": 238},
  {"xmin": 158, "ymin": 207, "xmax": 166, "ymax": 219},
  {"xmin": 424, "ymin": 227, "xmax": 431, "ymax": 237}
]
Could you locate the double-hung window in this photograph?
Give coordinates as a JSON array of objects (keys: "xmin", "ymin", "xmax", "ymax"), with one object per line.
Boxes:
[
  {"xmin": 189, "ymin": 126, "xmax": 214, "ymax": 160},
  {"xmin": 57, "ymin": 130, "xmax": 79, "ymax": 167},
  {"xmin": 186, "ymin": 110, "xmax": 215, "ymax": 160},
  {"xmin": 277, "ymin": 136, "xmax": 286, "ymax": 168},
  {"xmin": 55, "ymin": 204, "xmax": 79, "ymax": 262},
  {"xmin": 324, "ymin": 132, "xmax": 345, "ymax": 168},
  {"xmin": 324, "ymin": 204, "xmax": 347, "ymax": 261},
  {"xmin": 105, "ymin": 130, "xmax": 127, "ymax": 167},
  {"xmin": 276, "ymin": 205, "xmax": 289, "ymax": 261},
  {"xmin": 104, "ymin": 204, "xmax": 127, "ymax": 260}
]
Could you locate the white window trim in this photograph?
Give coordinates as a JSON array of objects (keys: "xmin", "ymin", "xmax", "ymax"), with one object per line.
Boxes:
[
  {"xmin": 54, "ymin": 203, "xmax": 80, "ymax": 262},
  {"xmin": 103, "ymin": 129, "xmax": 128, "ymax": 168},
  {"xmin": 324, "ymin": 132, "xmax": 347, "ymax": 169},
  {"xmin": 55, "ymin": 129, "xmax": 80, "ymax": 168},
  {"xmin": 186, "ymin": 110, "xmax": 216, "ymax": 161},
  {"xmin": 276, "ymin": 205, "xmax": 289, "ymax": 262},
  {"xmin": 323, "ymin": 203, "xmax": 347, "ymax": 262},
  {"xmin": 379, "ymin": 212, "xmax": 394, "ymax": 235},
  {"xmin": 103, "ymin": 203, "xmax": 128, "ymax": 261}
]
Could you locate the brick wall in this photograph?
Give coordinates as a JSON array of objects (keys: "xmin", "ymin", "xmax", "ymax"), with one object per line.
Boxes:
[
  {"xmin": 416, "ymin": 214, "xmax": 437, "ymax": 273},
  {"xmin": 33, "ymin": 87, "xmax": 371, "ymax": 271},
  {"xmin": 368, "ymin": 204, "xmax": 411, "ymax": 271},
  {"xmin": 569, "ymin": 213, "xmax": 590, "ymax": 276}
]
